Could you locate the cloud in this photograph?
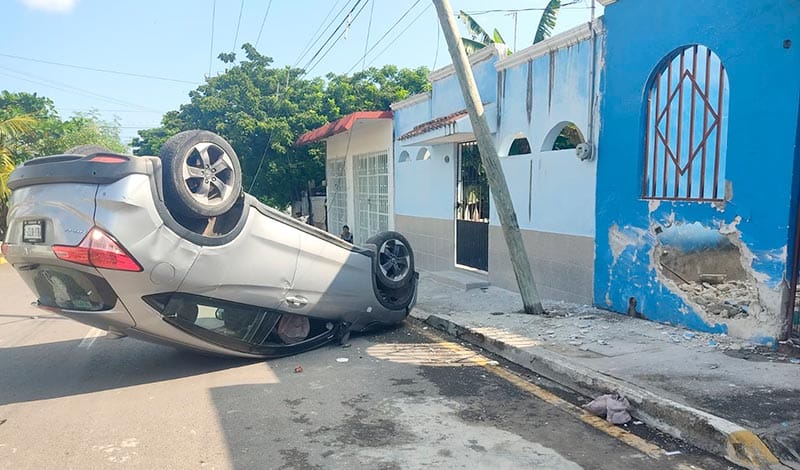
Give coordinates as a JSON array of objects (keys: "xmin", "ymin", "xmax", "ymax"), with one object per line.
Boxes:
[{"xmin": 20, "ymin": 0, "xmax": 78, "ymax": 13}]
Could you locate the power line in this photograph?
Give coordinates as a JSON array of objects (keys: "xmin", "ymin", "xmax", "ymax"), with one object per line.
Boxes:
[
  {"xmin": 361, "ymin": 0, "xmax": 375, "ymax": 72},
  {"xmin": 208, "ymin": 0, "xmax": 217, "ymax": 76},
  {"xmin": 232, "ymin": 0, "xmax": 246, "ymax": 52},
  {"xmin": 0, "ymin": 66, "xmax": 161, "ymax": 113},
  {"xmin": 254, "ymin": 0, "xmax": 273, "ymax": 48},
  {"xmin": 346, "ymin": 0, "xmax": 424, "ymax": 74},
  {"xmin": 0, "ymin": 53, "xmax": 198, "ymax": 84},
  {"xmin": 465, "ymin": 2, "xmax": 584, "ymax": 15},
  {"xmin": 294, "ymin": 0, "xmax": 355, "ymax": 68},
  {"xmin": 302, "ymin": 0, "xmax": 367, "ymax": 74},
  {"xmin": 433, "ymin": 12, "xmax": 441, "ymax": 70},
  {"xmin": 366, "ymin": 3, "xmax": 432, "ymax": 69},
  {"xmin": 293, "ymin": 0, "xmax": 347, "ymax": 67}
]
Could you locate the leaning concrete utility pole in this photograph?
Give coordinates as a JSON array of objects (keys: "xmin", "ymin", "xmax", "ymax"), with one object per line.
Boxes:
[{"xmin": 432, "ymin": 0, "xmax": 544, "ymax": 315}]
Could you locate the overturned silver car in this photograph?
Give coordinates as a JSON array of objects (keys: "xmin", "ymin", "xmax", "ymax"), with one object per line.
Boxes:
[{"xmin": 1, "ymin": 130, "xmax": 417, "ymax": 358}]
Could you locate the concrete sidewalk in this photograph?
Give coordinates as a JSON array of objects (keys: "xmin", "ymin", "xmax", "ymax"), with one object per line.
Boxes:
[{"xmin": 411, "ymin": 271, "xmax": 800, "ymax": 470}]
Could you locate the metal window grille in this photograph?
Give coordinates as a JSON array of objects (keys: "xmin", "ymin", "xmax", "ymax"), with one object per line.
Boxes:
[
  {"xmin": 326, "ymin": 158, "xmax": 347, "ymax": 236},
  {"xmin": 353, "ymin": 151, "xmax": 389, "ymax": 244},
  {"xmin": 643, "ymin": 45, "xmax": 729, "ymax": 201}
]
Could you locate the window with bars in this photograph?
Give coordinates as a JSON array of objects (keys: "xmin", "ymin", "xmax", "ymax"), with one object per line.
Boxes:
[
  {"xmin": 326, "ymin": 158, "xmax": 347, "ymax": 236},
  {"xmin": 643, "ymin": 45, "xmax": 729, "ymax": 201}
]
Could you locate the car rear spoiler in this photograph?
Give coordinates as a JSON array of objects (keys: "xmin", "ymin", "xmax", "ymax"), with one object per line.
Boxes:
[{"xmin": 7, "ymin": 152, "xmax": 154, "ymax": 190}]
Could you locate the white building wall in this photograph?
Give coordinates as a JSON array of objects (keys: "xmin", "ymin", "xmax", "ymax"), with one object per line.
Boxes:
[
  {"xmin": 324, "ymin": 119, "xmax": 394, "ymax": 241},
  {"xmin": 493, "ymin": 33, "xmax": 596, "ymax": 238}
]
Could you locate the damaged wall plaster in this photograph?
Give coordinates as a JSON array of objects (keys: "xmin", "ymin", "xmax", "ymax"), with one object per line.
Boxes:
[{"xmin": 606, "ymin": 215, "xmax": 786, "ymax": 343}]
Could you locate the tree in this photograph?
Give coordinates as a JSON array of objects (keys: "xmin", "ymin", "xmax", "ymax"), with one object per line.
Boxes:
[
  {"xmin": 457, "ymin": 1, "xmax": 563, "ymax": 53},
  {"xmin": 0, "ymin": 114, "xmax": 38, "ymax": 238},
  {"xmin": 133, "ymin": 44, "xmax": 430, "ymax": 208}
]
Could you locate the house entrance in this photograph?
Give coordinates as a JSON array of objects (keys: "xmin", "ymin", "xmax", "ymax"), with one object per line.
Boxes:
[
  {"xmin": 353, "ymin": 150, "xmax": 390, "ymax": 245},
  {"xmin": 455, "ymin": 142, "xmax": 489, "ymax": 271}
]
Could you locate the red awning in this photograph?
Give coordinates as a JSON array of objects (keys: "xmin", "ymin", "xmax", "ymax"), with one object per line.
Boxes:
[
  {"xmin": 295, "ymin": 110, "xmax": 393, "ymax": 146},
  {"xmin": 397, "ymin": 109, "xmax": 468, "ymax": 141}
]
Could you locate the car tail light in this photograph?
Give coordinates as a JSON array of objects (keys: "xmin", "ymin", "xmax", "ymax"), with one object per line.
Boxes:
[
  {"xmin": 53, "ymin": 227, "xmax": 142, "ymax": 272},
  {"xmin": 1, "ymin": 242, "xmax": 8, "ymax": 256},
  {"xmin": 88, "ymin": 155, "xmax": 128, "ymax": 163}
]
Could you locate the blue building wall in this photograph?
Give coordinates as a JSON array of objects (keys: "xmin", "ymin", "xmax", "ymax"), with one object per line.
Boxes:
[{"xmin": 596, "ymin": 0, "xmax": 800, "ymax": 341}]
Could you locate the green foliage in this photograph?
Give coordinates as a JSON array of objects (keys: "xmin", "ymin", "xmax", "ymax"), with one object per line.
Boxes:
[
  {"xmin": 133, "ymin": 44, "xmax": 430, "ymax": 208},
  {"xmin": 457, "ymin": 10, "xmax": 492, "ymax": 44},
  {"xmin": 0, "ymin": 91, "xmax": 127, "ymax": 162},
  {"xmin": 534, "ymin": 0, "xmax": 562, "ymax": 44},
  {"xmin": 0, "ymin": 115, "xmax": 37, "ymax": 200}
]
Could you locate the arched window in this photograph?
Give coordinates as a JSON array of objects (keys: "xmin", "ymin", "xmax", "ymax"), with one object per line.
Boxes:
[
  {"xmin": 398, "ymin": 150, "xmax": 410, "ymax": 162},
  {"xmin": 643, "ymin": 45, "xmax": 728, "ymax": 201},
  {"xmin": 416, "ymin": 148, "xmax": 431, "ymax": 161},
  {"xmin": 542, "ymin": 122, "xmax": 585, "ymax": 151},
  {"xmin": 508, "ymin": 137, "xmax": 532, "ymax": 156}
]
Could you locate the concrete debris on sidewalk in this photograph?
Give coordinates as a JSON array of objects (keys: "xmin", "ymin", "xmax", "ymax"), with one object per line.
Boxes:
[{"xmin": 412, "ymin": 272, "xmax": 800, "ymax": 470}]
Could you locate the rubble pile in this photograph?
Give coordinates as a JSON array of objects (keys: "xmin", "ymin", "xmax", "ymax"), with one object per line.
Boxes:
[{"xmin": 678, "ymin": 280, "xmax": 758, "ymax": 319}]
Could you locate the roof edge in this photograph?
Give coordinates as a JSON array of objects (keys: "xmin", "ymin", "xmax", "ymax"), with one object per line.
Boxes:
[
  {"xmin": 428, "ymin": 43, "xmax": 507, "ymax": 82},
  {"xmin": 496, "ymin": 23, "xmax": 592, "ymax": 71},
  {"xmin": 295, "ymin": 110, "xmax": 392, "ymax": 146},
  {"xmin": 391, "ymin": 91, "xmax": 431, "ymax": 111}
]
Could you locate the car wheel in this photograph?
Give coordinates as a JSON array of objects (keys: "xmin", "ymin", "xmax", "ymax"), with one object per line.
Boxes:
[
  {"xmin": 159, "ymin": 130, "xmax": 242, "ymax": 218},
  {"xmin": 366, "ymin": 231, "xmax": 415, "ymax": 290}
]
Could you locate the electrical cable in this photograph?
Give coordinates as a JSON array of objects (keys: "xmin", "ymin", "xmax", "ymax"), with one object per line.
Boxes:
[
  {"xmin": 293, "ymin": 0, "xmax": 347, "ymax": 67},
  {"xmin": 345, "ymin": 0, "xmax": 423, "ymax": 74},
  {"xmin": 433, "ymin": 12, "xmax": 441, "ymax": 70},
  {"xmin": 208, "ymin": 0, "xmax": 217, "ymax": 76},
  {"xmin": 232, "ymin": 0, "xmax": 246, "ymax": 52},
  {"xmin": 302, "ymin": 0, "xmax": 366, "ymax": 74},
  {"xmin": 366, "ymin": 3, "xmax": 432, "ymax": 69},
  {"xmin": 360, "ymin": 0, "xmax": 375, "ymax": 72},
  {"xmin": 0, "ymin": 66, "xmax": 161, "ymax": 112},
  {"xmin": 0, "ymin": 53, "xmax": 198, "ymax": 84},
  {"xmin": 254, "ymin": 0, "xmax": 273, "ymax": 48}
]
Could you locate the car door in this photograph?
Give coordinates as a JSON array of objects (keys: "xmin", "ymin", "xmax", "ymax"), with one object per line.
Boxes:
[{"xmin": 178, "ymin": 208, "xmax": 300, "ymax": 309}]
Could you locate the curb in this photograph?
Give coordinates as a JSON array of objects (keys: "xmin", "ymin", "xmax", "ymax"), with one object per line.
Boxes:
[{"xmin": 412, "ymin": 311, "xmax": 788, "ymax": 470}]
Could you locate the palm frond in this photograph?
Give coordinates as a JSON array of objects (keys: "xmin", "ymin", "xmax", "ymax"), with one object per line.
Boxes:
[
  {"xmin": 534, "ymin": 0, "xmax": 561, "ymax": 44},
  {"xmin": 461, "ymin": 37, "xmax": 488, "ymax": 55},
  {"xmin": 457, "ymin": 10, "xmax": 492, "ymax": 44},
  {"xmin": 492, "ymin": 28, "xmax": 506, "ymax": 45},
  {"xmin": 0, "ymin": 115, "xmax": 37, "ymax": 142},
  {"xmin": 0, "ymin": 150, "xmax": 15, "ymax": 201}
]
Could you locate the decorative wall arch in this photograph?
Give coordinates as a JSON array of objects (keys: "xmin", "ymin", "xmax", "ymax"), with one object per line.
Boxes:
[
  {"xmin": 398, "ymin": 150, "xmax": 410, "ymax": 162},
  {"xmin": 416, "ymin": 148, "xmax": 431, "ymax": 161},
  {"xmin": 642, "ymin": 45, "xmax": 729, "ymax": 201},
  {"xmin": 541, "ymin": 121, "xmax": 585, "ymax": 151},
  {"xmin": 508, "ymin": 136, "xmax": 532, "ymax": 156}
]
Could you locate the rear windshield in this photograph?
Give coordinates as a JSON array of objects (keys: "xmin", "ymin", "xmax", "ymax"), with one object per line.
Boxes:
[{"xmin": 24, "ymin": 266, "xmax": 117, "ymax": 311}]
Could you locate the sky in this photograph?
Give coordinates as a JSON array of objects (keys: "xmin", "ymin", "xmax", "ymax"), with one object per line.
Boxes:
[{"xmin": 1, "ymin": 0, "xmax": 603, "ymax": 145}]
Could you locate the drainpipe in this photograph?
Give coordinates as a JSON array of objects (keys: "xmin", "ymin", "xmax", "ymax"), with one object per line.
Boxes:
[{"xmin": 587, "ymin": 0, "xmax": 598, "ymax": 155}]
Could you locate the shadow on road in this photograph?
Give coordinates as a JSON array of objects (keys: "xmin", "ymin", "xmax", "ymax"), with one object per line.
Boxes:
[{"xmin": 0, "ymin": 337, "xmax": 253, "ymax": 406}]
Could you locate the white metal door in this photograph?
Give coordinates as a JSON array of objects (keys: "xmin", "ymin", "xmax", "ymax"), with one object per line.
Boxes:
[{"xmin": 353, "ymin": 150, "xmax": 389, "ymax": 244}]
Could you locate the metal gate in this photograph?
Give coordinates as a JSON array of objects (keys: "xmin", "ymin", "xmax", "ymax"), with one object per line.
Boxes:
[
  {"xmin": 326, "ymin": 158, "xmax": 347, "ymax": 236},
  {"xmin": 353, "ymin": 151, "xmax": 389, "ymax": 245},
  {"xmin": 455, "ymin": 142, "xmax": 489, "ymax": 271}
]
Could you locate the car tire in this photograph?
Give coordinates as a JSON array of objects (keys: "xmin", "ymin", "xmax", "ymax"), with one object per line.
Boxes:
[
  {"xmin": 159, "ymin": 130, "xmax": 242, "ymax": 219},
  {"xmin": 366, "ymin": 231, "xmax": 415, "ymax": 290}
]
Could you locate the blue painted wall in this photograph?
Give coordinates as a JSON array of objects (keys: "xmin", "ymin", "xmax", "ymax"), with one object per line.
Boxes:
[{"xmin": 596, "ymin": 0, "xmax": 800, "ymax": 341}]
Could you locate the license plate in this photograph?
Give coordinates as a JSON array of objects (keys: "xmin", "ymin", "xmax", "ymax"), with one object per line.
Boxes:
[{"xmin": 23, "ymin": 220, "xmax": 45, "ymax": 243}]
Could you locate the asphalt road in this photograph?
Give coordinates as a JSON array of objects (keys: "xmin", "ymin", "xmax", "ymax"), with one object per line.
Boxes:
[{"xmin": 0, "ymin": 263, "xmax": 737, "ymax": 469}]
